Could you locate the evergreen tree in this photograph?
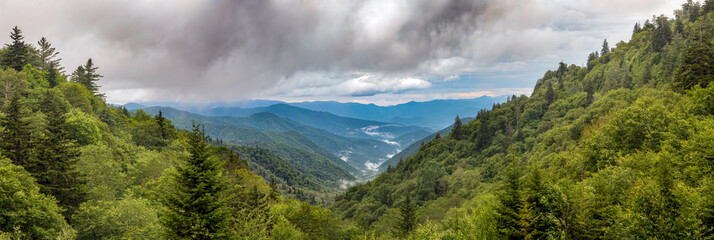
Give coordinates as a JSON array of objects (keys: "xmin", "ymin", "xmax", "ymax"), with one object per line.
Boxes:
[
  {"xmin": 1, "ymin": 26, "xmax": 30, "ymax": 71},
  {"xmin": 545, "ymin": 83, "xmax": 556, "ymax": 105},
  {"xmin": 33, "ymin": 90, "xmax": 86, "ymax": 219},
  {"xmin": 156, "ymin": 110, "xmax": 167, "ymax": 139},
  {"xmin": 161, "ymin": 123, "xmax": 228, "ymax": 239},
  {"xmin": 37, "ymin": 37, "xmax": 62, "ymax": 72},
  {"xmin": 587, "ymin": 51, "xmax": 599, "ymax": 71},
  {"xmin": 451, "ymin": 115, "xmax": 462, "ymax": 140},
  {"xmin": 496, "ymin": 165, "xmax": 523, "ymax": 240},
  {"xmin": 396, "ymin": 194, "xmax": 417, "ymax": 237},
  {"xmin": 0, "ymin": 94, "xmax": 33, "ymax": 166},
  {"xmin": 601, "ymin": 39, "xmax": 610, "ymax": 56},
  {"xmin": 673, "ymin": 37, "xmax": 714, "ymax": 92},
  {"xmin": 71, "ymin": 58, "xmax": 104, "ymax": 98},
  {"xmin": 633, "ymin": 22, "xmax": 642, "ymax": 34},
  {"xmin": 651, "ymin": 15, "xmax": 673, "ymax": 52},
  {"xmin": 47, "ymin": 62, "xmax": 60, "ymax": 88},
  {"xmin": 268, "ymin": 177, "xmax": 280, "ymax": 202}
]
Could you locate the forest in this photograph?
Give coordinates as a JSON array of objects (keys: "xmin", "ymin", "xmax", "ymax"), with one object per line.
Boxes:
[{"xmin": 1, "ymin": 1, "xmax": 714, "ymax": 239}]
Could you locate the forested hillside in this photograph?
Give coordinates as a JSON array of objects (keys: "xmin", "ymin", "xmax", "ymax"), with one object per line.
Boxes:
[
  {"xmin": 333, "ymin": 3, "xmax": 714, "ymax": 239},
  {"xmin": 0, "ymin": 27, "xmax": 358, "ymax": 239}
]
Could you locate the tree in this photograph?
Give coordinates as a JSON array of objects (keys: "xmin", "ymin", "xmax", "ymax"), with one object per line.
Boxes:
[
  {"xmin": 71, "ymin": 58, "xmax": 103, "ymax": 98},
  {"xmin": 32, "ymin": 90, "xmax": 86, "ymax": 219},
  {"xmin": 396, "ymin": 194, "xmax": 417, "ymax": 237},
  {"xmin": 673, "ymin": 38, "xmax": 714, "ymax": 92},
  {"xmin": 601, "ymin": 39, "xmax": 610, "ymax": 56},
  {"xmin": 0, "ymin": 94, "xmax": 33, "ymax": 167},
  {"xmin": 269, "ymin": 177, "xmax": 280, "ymax": 202},
  {"xmin": 161, "ymin": 123, "xmax": 229, "ymax": 239},
  {"xmin": 37, "ymin": 37, "xmax": 62, "ymax": 72},
  {"xmin": 1, "ymin": 26, "xmax": 30, "ymax": 71},
  {"xmin": 496, "ymin": 165, "xmax": 523, "ymax": 240},
  {"xmin": 587, "ymin": 51, "xmax": 599, "ymax": 71},
  {"xmin": 451, "ymin": 115, "xmax": 462, "ymax": 140},
  {"xmin": 0, "ymin": 158, "xmax": 73, "ymax": 239},
  {"xmin": 651, "ymin": 15, "xmax": 673, "ymax": 52},
  {"xmin": 633, "ymin": 22, "xmax": 642, "ymax": 34}
]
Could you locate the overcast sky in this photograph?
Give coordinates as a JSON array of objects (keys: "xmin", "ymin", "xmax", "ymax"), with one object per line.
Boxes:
[{"xmin": 0, "ymin": 0, "xmax": 684, "ymax": 105}]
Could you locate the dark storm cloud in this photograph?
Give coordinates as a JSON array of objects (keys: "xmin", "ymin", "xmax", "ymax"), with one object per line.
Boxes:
[{"xmin": 0, "ymin": 0, "xmax": 681, "ymax": 103}]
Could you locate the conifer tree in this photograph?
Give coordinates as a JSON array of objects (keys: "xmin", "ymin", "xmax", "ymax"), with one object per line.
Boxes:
[
  {"xmin": 673, "ymin": 37, "xmax": 714, "ymax": 92},
  {"xmin": 396, "ymin": 194, "xmax": 417, "ymax": 237},
  {"xmin": 37, "ymin": 37, "xmax": 62, "ymax": 72},
  {"xmin": 47, "ymin": 62, "xmax": 60, "ymax": 87},
  {"xmin": 1, "ymin": 26, "xmax": 30, "ymax": 71},
  {"xmin": 0, "ymin": 94, "xmax": 33, "ymax": 166},
  {"xmin": 601, "ymin": 39, "xmax": 610, "ymax": 56},
  {"xmin": 451, "ymin": 115, "xmax": 462, "ymax": 140},
  {"xmin": 33, "ymin": 90, "xmax": 86, "ymax": 219},
  {"xmin": 268, "ymin": 177, "xmax": 280, "ymax": 202},
  {"xmin": 71, "ymin": 58, "xmax": 104, "ymax": 98},
  {"xmin": 496, "ymin": 165, "xmax": 523, "ymax": 240},
  {"xmin": 633, "ymin": 22, "xmax": 642, "ymax": 34},
  {"xmin": 161, "ymin": 123, "xmax": 228, "ymax": 239}
]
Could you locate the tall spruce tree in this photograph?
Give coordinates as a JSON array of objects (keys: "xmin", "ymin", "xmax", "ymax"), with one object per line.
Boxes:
[
  {"xmin": 1, "ymin": 26, "xmax": 30, "ymax": 71},
  {"xmin": 37, "ymin": 37, "xmax": 62, "ymax": 72},
  {"xmin": 601, "ymin": 39, "xmax": 610, "ymax": 56},
  {"xmin": 161, "ymin": 122, "xmax": 228, "ymax": 239},
  {"xmin": 71, "ymin": 58, "xmax": 104, "ymax": 98},
  {"xmin": 496, "ymin": 165, "xmax": 523, "ymax": 240},
  {"xmin": 33, "ymin": 90, "xmax": 86, "ymax": 219},
  {"xmin": 451, "ymin": 115, "xmax": 462, "ymax": 140},
  {"xmin": 396, "ymin": 194, "xmax": 417, "ymax": 237},
  {"xmin": 0, "ymin": 94, "xmax": 33, "ymax": 166}
]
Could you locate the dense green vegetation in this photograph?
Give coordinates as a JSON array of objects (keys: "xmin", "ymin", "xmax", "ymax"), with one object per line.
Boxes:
[
  {"xmin": 333, "ymin": 3, "xmax": 714, "ymax": 239},
  {"xmin": 0, "ymin": 26, "xmax": 356, "ymax": 239}
]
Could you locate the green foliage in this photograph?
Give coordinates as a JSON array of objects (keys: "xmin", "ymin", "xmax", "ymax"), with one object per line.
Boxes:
[
  {"xmin": 0, "ymin": 94, "xmax": 33, "ymax": 166},
  {"xmin": 396, "ymin": 194, "xmax": 417, "ymax": 237},
  {"xmin": 32, "ymin": 90, "xmax": 86, "ymax": 219},
  {"xmin": 70, "ymin": 58, "xmax": 103, "ymax": 98},
  {"xmin": 673, "ymin": 38, "xmax": 714, "ymax": 92},
  {"xmin": 1, "ymin": 26, "xmax": 31, "ymax": 71},
  {"xmin": 64, "ymin": 109, "xmax": 102, "ymax": 145},
  {"xmin": 160, "ymin": 123, "xmax": 229, "ymax": 239},
  {"xmin": 74, "ymin": 197, "xmax": 162, "ymax": 240},
  {"xmin": 0, "ymin": 158, "xmax": 74, "ymax": 240}
]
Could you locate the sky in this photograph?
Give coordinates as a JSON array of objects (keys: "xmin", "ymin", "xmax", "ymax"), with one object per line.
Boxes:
[{"xmin": 0, "ymin": 0, "xmax": 685, "ymax": 105}]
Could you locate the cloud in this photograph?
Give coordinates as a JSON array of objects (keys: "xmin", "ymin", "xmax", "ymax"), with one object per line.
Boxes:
[{"xmin": 0, "ymin": 0, "xmax": 683, "ymax": 103}]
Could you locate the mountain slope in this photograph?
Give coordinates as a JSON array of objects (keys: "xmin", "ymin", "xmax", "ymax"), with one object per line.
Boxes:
[
  {"xmin": 332, "ymin": 8, "xmax": 714, "ymax": 239},
  {"xmin": 378, "ymin": 117, "xmax": 474, "ymax": 173},
  {"xmin": 143, "ymin": 107, "xmax": 399, "ymax": 175}
]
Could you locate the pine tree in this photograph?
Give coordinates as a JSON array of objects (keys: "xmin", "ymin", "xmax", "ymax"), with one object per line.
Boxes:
[
  {"xmin": 47, "ymin": 62, "xmax": 60, "ymax": 88},
  {"xmin": 601, "ymin": 39, "xmax": 610, "ymax": 56},
  {"xmin": 268, "ymin": 177, "xmax": 280, "ymax": 202},
  {"xmin": 1, "ymin": 26, "xmax": 30, "ymax": 71},
  {"xmin": 156, "ymin": 110, "xmax": 167, "ymax": 139},
  {"xmin": 633, "ymin": 22, "xmax": 642, "ymax": 34},
  {"xmin": 71, "ymin": 58, "xmax": 104, "ymax": 98},
  {"xmin": 673, "ymin": 37, "xmax": 714, "ymax": 92},
  {"xmin": 496, "ymin": 165, "xmax": 523, "ymax": 240},
  {"xmin": 32, "ymin": 90, "xmax": 86, "ymax": 219},
  {"xmin": 0, "ymin": 94, "xmax": 33, "ymax": 166},
  {"xmin": 451, "ymin": 115, "xmax": 462, "ymax": 140},
  {"xmin": 396, "ymin": 194, "xmax": 417, "ymax": 237},
  {"xmin": 161, "ymin": 123, "xmax": 228, "ymax": 239},
  {"xmin": 651, "ymin": 15, "xmax": 672, "ymax": 52},
  {"xmin": 37, "ymin": 37, "xmax": 63, "ymax": 72}
]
